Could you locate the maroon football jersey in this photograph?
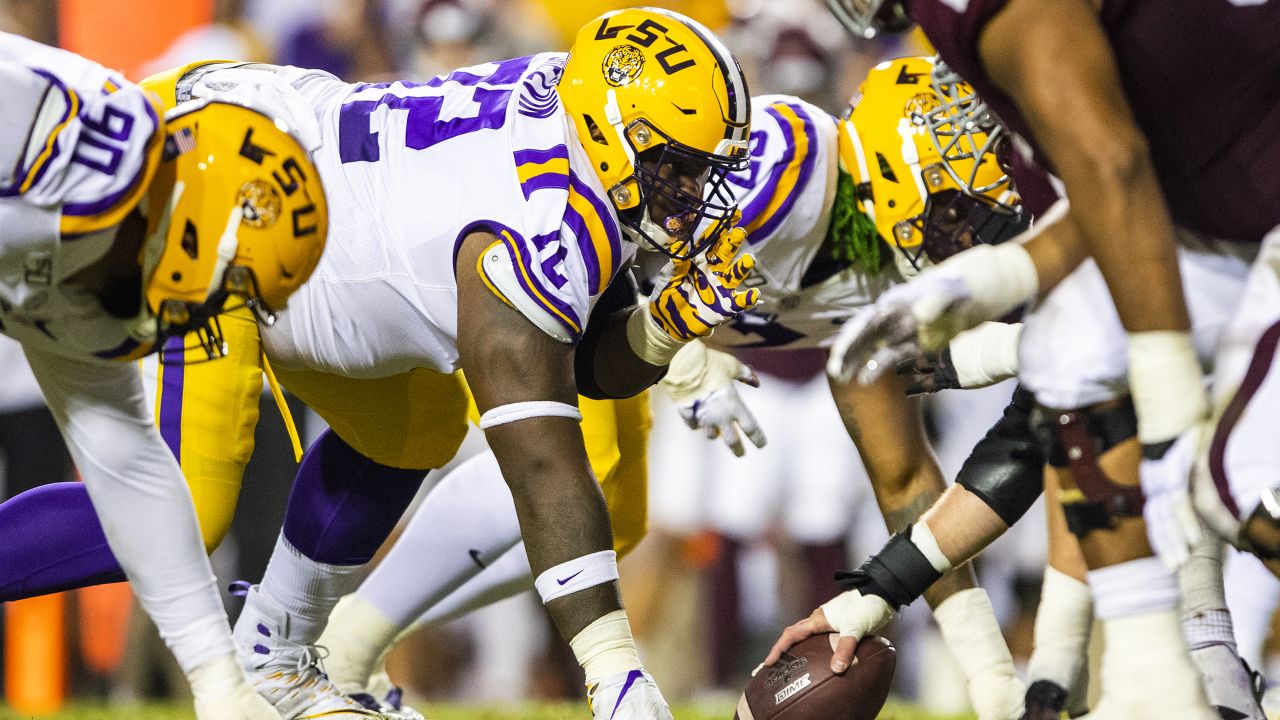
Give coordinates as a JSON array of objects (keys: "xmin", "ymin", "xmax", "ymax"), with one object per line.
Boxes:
[{"xmin": 908, "ymin": 0, "xmax": 1280, "ymax": 243}]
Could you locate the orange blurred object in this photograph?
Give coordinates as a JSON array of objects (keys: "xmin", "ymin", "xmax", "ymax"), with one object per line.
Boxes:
[
  {"xmin": 77, "ymin": 583, "xmax": 133, "ymax": 674},
  {"xmin": 4, "ymin": 594, "xmax": 66, "ymax": 715},
  {"xmin": 58, "ymin": 0, "xmax": 212, "ymax": 79}
]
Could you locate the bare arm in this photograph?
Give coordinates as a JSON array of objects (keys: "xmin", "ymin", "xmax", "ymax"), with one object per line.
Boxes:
[
  {"xmin": 978, "ymin": 0, "xmax": 1188, "ymax": 333},
  {"xmin": 455, "ymin": 231, "xmax": 621, "ymax": 640}
]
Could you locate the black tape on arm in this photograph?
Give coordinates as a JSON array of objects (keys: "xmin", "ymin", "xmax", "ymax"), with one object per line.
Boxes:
[{"xmin": 834, "ymin": 527, "xmax": 942, "ymax": 610}]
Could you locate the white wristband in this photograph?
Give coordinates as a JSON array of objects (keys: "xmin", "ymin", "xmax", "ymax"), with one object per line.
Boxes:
[
  {"xmin": 627, "ymin": 304, "xmax": 683, "ymax": 366},
  {"xmin": 949, "ymin": 322, "xmax": 1022, "ymax": 388},
  {"xmin": 1127, "ymin": 331, "xmax": 1207, "ymax": 444},
  {"xmin": 535, "ymin": 550, "xmax": 619, "ymax": 604},
  {"xmin": 478, "ymin": 401, "xmax": 582, "ymax": 430}
]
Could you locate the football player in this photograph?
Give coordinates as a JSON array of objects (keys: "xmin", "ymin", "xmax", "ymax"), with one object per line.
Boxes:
[
  {"xmin": 312, "ymin": 56, "xmax": 1038, "ymax": 720},
  {"xmin": 777, "ymin": 2, "xmax": 1280, "ymax": 719},
  {"xmin": 0, "ymin": 32, "xmax": 328, "ymax": 720},
  {"xmin": 0, "ymin": 9, "xmax": 757, "ymax": 720}
]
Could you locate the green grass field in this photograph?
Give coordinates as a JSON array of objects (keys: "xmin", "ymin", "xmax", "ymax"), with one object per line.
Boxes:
[
  {"xmin": 0, "ymin": 701, "xmax": 976, "ymax": 720},
  {"xmin": 0, "ymin": 701, "xmax": 977, "ymax": 720}
]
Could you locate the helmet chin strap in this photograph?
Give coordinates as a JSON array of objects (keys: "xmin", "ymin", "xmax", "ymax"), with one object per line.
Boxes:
[{"xmin": 893, "ymin": 247, "xmax": 931, "ymax": 279}]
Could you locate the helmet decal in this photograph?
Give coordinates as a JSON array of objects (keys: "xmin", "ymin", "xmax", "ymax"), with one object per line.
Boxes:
[
  {"xmin": 236, "ymin": 179, "xmax": 282, "ymax": 229},
  {"xmin": 602, "ymin": 45, "xmax": 645, "ymax": 87}
]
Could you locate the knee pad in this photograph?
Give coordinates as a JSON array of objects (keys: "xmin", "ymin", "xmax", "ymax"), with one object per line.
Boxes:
[
  {"xmin": 1032, "ymin": 397, "xmax": 1143, "ymax": 538},
  {"xmin": 956, "ymin": 385, "xmax": 1045, "ymax": 527}
]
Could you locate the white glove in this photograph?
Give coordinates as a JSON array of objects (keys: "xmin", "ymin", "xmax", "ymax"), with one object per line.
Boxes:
[
  {"xmin": 190, "ymin": 653, "xmax": 282, "ymax": 720},
  {"xmin": 828, "ymin": 242, "xmax": 1037, "ymax": 385},
  {"xmin": 660, "ymin": 340, "xmax": 766, "ymax": 456},
  {"xmin": 1141, "ymin": 426, "xmax": 1205, "ymax": 570}
]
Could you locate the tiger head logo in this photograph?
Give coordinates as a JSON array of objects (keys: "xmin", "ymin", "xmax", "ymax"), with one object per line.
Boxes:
[
  {"xmin": 602, "ymin": 44, "xmax": 645, "ymax": 87},
  {"xmin": 904, "ymin": 92, "xmax": 941, "ymax": 128}
]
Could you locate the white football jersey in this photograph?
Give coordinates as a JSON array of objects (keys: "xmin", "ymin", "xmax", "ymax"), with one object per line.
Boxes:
[
  {"xmin": 200, "ymin": 56, "xmax": 635, "ymax": 378},
  {"xmin": 0, "ymin": 32, "xmax": 164, "ymax": 361},
  {"xmin": 707, "ymin": 95, "xmax": 898, "ymax": 351}
]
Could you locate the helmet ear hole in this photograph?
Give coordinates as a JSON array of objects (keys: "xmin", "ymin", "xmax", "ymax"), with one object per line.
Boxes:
[{"xmin": 583, "ymin": 114, "xmax": 609, "ymax": 145}]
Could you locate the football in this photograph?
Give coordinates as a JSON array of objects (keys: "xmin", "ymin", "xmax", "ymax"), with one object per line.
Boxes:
[{"xmin": 734, "ymin": 635, "xmax": 897, "ymax": 720}]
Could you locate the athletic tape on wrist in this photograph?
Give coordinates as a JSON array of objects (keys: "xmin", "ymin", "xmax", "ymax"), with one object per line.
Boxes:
[
  {"xmin": 834, "ymin": 525, "xmax": 945, "ymax": 609},
  {"xmin": 910, "ymin": 521, "xmax": 953, "ymax": 574},
  {"xmin": 949, "ymin": 322, "xmax": 1022, "ymax": 388},
  {"xmin": 627, "ymin": 304, "xmax": 683, "ymax": 366},
  {"xmin": 535, "ymin": 550, "xmax": 619, "ymax": 604},
  {"xmin": 1127, "ymin": 331, "xmax": 1208, "ymax": 444},
  {"xmin": 478, "ymin": 401, "xmax": 582, "ymax": 430}
]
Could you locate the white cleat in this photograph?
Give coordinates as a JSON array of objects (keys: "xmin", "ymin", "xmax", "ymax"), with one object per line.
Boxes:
[
  {"xmin": 233, "ymin": 585, "xmax": 388, "ymax": 719},
  {"xmin": 587, "ymin": 669, "xmax": 674, "ymax": 720},
  {"xmin": 348, "ymin": 686, "xmax": 425, "ymax": 720}
]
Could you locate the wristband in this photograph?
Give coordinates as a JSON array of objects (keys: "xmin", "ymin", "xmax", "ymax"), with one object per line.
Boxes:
[{"xmin": 949, "ymin": 322, "xmax": 1022, "ymax": 388}]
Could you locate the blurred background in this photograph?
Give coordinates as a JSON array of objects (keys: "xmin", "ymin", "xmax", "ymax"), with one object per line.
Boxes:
[{"xmin": 1, "ymin": 0, "xmax": 1276, "ymax": 717}]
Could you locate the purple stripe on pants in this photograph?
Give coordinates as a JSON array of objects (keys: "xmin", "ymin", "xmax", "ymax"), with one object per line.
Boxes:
[{"xmin": 158, "ymin": 335, "xmax": 186, "ymax": 459}]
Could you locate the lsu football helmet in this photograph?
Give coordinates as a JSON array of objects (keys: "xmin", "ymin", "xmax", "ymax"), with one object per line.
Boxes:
[
  {"xmin": 558, "ymin": 7, "xmax": 751, "ymax": 259},
  {"xmin": 138, "ymin": 94, "xmax": 328, "ymax": 360},
  {"xmin": 826, "ymin": 0, "xmax": 912, "ymax": 39},
  {"xmin": 836, "ymin": 56, "xmax": 1022, "ymax": 276}
]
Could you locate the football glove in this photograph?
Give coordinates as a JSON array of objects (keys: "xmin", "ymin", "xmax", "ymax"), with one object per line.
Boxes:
[
  {"xmin": 1141, "ymin": 426, "xmax": 1205, "ymax": 570},
  {"xmin": 828, "ymin": 243, "xmax": 1036, "ymax": 386},
  {"xmin": 661, "ymin": 340, "xmax": 766, "ymax": 456},
  {"xmin": 647, "ymin": 217, "xmax": 760, "ymax": 343}
]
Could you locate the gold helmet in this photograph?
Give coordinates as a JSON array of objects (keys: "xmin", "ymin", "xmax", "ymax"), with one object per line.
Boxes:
[
  {"xmin": 558, "ymin": 7, "xmax": 751, "ymax": 259},
  {"xmin": 138, "ymin": 93, "xmax": 327, "ymax": 360},
  {"xmin": 836, "ymin": 56, "xmax": 1021, "ymax": 275}
]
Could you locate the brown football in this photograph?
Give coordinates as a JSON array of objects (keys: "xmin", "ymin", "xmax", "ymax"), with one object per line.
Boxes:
[{"xmin": 734, "ymin": 635, "xmax": 896, "ymax": 720}]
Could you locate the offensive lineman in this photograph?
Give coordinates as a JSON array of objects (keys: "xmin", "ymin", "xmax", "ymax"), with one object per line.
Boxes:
[
  {"xmin": 312, "ymin": 56, "xmax": 1038, "ymax": 720},
  {"xmin": 0, "ymin": 31, "xmax": 329, "ymax": 719}
]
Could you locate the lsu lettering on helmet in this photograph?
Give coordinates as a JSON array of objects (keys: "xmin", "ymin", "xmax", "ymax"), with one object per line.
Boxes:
[
  {"xmin": 825, "ymin": 0, "xmax": 912, "ymax": 39},
  {"xmin": 138, "ymin": 96, "xmax": 327, "ymax": 360},
  {"xmin": 836, "ymin": 56, "xmax": 1022, "ymax": 277},
  {"xmin": 557, "ymin": 7, "xmax": 751, "ymax": 259}
]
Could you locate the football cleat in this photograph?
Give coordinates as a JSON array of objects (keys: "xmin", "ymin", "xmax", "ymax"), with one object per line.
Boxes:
[
  {"xmin": 232, "ymin": 584, "xmax": 389, "ymax": 719},
  {"xmin": 1188, "ymin": 643, "xmax": 1267, "ymax": 720},
  {"xmin": 586, "ymin": 669, "xmax": 674, "ymax": 720}
]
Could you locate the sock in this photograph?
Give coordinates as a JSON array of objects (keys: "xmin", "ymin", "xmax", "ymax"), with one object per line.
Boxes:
[
  {"xmin": 0, "ymin": 482, "xmax": 126, "ymax": 599},
  {"xmin": 569, "ymin": 609, "xmax": 643, "ymax": 684},
  {"xmin": 933, "ymin": 587, "xmax": 1025, "ymax": 720},
  {"xmin": 1027, "ymin": 566, "xmax": 1093, "ymax": 693},
  {"xmin": 1087, "ymin": 557, "xmax": 1216, "ymax": 719},
  {"xmin": 258, "ymin": 534, "xmax": 364, "ymax": 643}
]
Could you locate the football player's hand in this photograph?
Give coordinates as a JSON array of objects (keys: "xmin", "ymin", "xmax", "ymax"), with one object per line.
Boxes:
[
  {"xmin": 895, "ymin": 347, "xmax": 960, "ymax": 396},
  {"xmin": 828, "ymin": 243, "xmax": 1037, "ymax": 386},
  {"xmin": 661, "ymin": 341, "xmax": 766, "ymax": 456},
  {"xmin": 1142, "ymin": 426, "xmax": 1205, "ymax": 570},
  {"xmin": 764, "ymin": 590, "xmax": 894, "ymax": 676},
  {"xmin": 648, "ymin": 216, "xmax": 760, "ymax": 342}
]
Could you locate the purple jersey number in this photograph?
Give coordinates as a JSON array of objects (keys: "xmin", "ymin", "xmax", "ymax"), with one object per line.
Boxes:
[{"xmin": 338, "ymin": 57, "xmax": 534, "ymax": 164}]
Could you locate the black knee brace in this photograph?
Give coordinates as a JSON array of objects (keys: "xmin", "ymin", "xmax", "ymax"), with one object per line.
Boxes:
[
  {"xmin": 1032, "ymin": 396, "xmax": 1143, "ymax": 538},
  {"xmin": 955, "ymin": 385, "xmax": 1045, "ymax": 527}
]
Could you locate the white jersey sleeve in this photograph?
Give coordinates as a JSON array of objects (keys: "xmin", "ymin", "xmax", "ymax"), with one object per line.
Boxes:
[{"xmin": 466, "ymin": 56, "xmax": 632, "ymax": 344}]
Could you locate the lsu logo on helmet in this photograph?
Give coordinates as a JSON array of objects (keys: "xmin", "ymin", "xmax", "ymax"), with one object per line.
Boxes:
[
  {"xmin": 559, "ymin": 7, "xmax": 751, "ymax": 259},
  {"xmin": 137, "ymin": 68, "xmax": 328, "ymax": 361}
]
